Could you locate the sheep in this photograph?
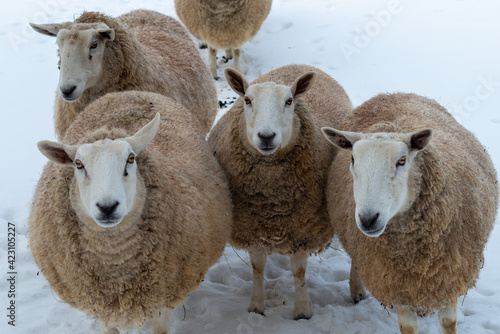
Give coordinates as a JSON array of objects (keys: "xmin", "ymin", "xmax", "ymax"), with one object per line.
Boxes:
[
  {"xmin": 322, "ymin": 93, "xmax": 498, "ymax": 334},
  {"xmin": 29, "ymin": 91, "xmax": 232, "ymax": 334},
  {"xmin": 175, "ymin": 0, "xmax": 272, "ymax": 79},
  {"xmin": 30, "ymin": 9, "xmax": 218, "ymax": 139},
  {"xmin": 208, "ymin": 64, "xmax": 352, "ymax": 319}
]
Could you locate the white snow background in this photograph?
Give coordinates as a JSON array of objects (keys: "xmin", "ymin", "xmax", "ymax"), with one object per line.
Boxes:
[{"xmin": 1, "ymin": 0, "xmax": 499, "ymax": 333}]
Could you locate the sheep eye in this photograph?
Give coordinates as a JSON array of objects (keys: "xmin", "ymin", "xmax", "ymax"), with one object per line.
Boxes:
[
  {"xmin": 75, "ymin": 160, "xmax": 84, "ymax": 170},
  {"xmin": 397, "ymin": 156, "xmax": 407, "ymax": 167},
  {"xmin": 124, "ymin": 154, "xmax": 135, "ymax": 177},
  {"xmin": 285, "ymin": 98, "xmax": 293, "ymax": 106},
  {"xmin": 244, "ymin": 97, "xmax": 251, "ymax": 105},
  {"xmin": 90, "ymin": 41, "xmax": 98, "ymax": 49}
]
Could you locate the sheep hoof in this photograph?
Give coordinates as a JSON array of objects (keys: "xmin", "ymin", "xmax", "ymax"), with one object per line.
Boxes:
[
  {"xmin": 248, "ymin": 307, "xmax": 265, "ymax": 316},
  {"xmin": 293, "ymin": 313, "xmax": 311, "ymax": 321},
  {"xmin": 293, "ymin": 302, "xmax": 312, "ymax": 321},
  {"xmin": 199, "ymin": 43, "xmax": 207, "ymax": 49},
  {"xmin": 353, "ymin": 292, "xmax": 366, "ymax": 304},
  {"xmin": 222, "ymin": 56, "xmax": 231, "ymax": 63},
  {"xmin": 214, "ymin": 76, "xmax": 220, "ymax": 81}
]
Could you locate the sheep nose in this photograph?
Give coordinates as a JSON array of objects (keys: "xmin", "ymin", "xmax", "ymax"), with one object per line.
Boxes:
[
  {"xmin": 258, "ymin": 132, "xmax": 276, "ymax": 147},
  {"xmin": 60, "ymin": 85, "xmax": 76, "ymax": 97},
  {"xmin": 258, "ymin": 132, "xmax": 276, "ymax": 140},
  {"xmin": 96, "ymin": 201, "xmax": 119, "ymax": 218},
  {"xmin": 359, "ymin": 213, "xmax": 380, "ymax": 231}
]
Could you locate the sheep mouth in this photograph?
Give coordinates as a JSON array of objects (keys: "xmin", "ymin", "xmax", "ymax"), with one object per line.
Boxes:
[
  {"xmin": 360, "ymin": 226, "xmax": 385, "ymax": 237},
  {"xmin": 94, "ymin": 219, "xmax": 121, "ymax": 228},
  {"xmin": 258, "ymin": 145, "xmax": 278, "ymax": 155},
  {"xmin": 61, "ymin": 95, "xmax": 80, "ymax": 102}
]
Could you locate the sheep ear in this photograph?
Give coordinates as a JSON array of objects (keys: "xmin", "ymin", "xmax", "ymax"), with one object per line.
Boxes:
[
  {"xmin": 321, "ymin": 127, "xmax": 362, "ymax": 151},
  {"xmin": 37, "ymin": 141, "xmax": 78, "ymax": 165},
  {"xmin": 225, "ymin": 68, "xmax": 249, "ymax": 96},
  {"xmin": 29, "ymin": 23, "xmax": 66, "ymax": 37},
  {"xmin": 291, "ymin": 72, "xmax": 316, "ymax": 99},
  {"xmin": 408, "ymin": 129, "xmax": 433, "ymax": 151},
  {"xmin": 124, "ymin": 113, "xmax": 161, "ymax": 154},
  {"xmin": 97, "ymin": 26, "xmax": 115, "ymax": 41}
]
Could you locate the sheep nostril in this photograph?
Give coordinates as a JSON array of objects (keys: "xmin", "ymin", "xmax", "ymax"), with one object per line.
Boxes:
[
  {"xmin": 96, "ymin": 201, "xmax": 119, "ymax": 217},
  {"xmin": 359, "ymin": 212, "xmax": 380, "ymax": 230},
  {"xmin": 258, "ymin": 132, "xmax": 276, "ymax": 140},
  {"xmin": 61, "ymin": 85, "xmax": 77, "ymax": 96}
]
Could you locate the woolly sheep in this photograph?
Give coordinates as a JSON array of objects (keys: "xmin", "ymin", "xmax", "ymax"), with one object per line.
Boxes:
[
  {"xmin": 208, "ymin": 64, "xmax": 352, "ymax": 319},
  {"xmin": 29, "ymin": 91, "xmax": 232, "ymax": 333},
  {"xmin": 322, "ymin": 93, "xmax": 498, "ymax": 334},
  {"xmin": 175, "ymin": 0, "xmax": 272, "ymax": 79},
  {"xmin": 30, "ymin": 10, "xmax": 217, "ymax": 139}
]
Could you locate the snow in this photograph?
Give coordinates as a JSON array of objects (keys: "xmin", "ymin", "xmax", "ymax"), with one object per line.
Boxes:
[{"xmin": 1, "ymin": 0, "xmax": 499, "ymax": 333}]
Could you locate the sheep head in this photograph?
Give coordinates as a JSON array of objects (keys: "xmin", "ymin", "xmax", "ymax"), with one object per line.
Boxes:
[
  {"xmin": 30, "ymin": 21, "xmax": 115, "ymax": 102},
  {"xmin": 225, "ymin": 68, "xmax": 315, "ymax": 156},
  {"xmin": 322, "ymin": 127, "xmax": 433, "ymax": 237},
  {"xmin": 37, "ymin": 113, "xmax": 160, "ymax": 228}
]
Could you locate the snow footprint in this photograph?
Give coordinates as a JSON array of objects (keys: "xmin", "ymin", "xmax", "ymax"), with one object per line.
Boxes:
[
  {"xmin": 281, "ymin": 22, "xmax": 293, "ymax": 31},
  {"xmin": 476, "ymin": 288, "xmax": 495, "ymax": 297},
  {"xmin": 264, "ymin": 21, "xmax": 293, "ymax": 34},
  {"xmin": 483, "ymin": 320, "xmax": 500, "ymax": 331},
  {"xmin": 461, "ymin": 307, "xmax": 475, "ymax": 317}
]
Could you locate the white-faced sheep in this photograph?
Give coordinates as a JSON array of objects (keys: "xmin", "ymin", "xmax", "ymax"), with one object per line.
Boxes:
[
  {"xmin": 29, "ymin": 91, "xmax": 232, "ymax": 333},
  {"xmin": 175, "ymin": 0, "xmax": 272, "ymax": 79},
  {"xmin": 322, "ymin": 93, "xmax": 498, "ymax": 334},
  {"xmin": 30, "ymin": 9, "xmax": 217, "ymax": 139},
  {"xmin": 208, "ymin": 64, "xmax": 352, "ymax": 319}
]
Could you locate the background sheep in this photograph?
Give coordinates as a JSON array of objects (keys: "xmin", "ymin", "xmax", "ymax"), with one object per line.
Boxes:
[
  {"xmin": 322, "ymin": 93, "xmax": 498, "ymax": 334},
  {"xmin": 29, "ymin": 91, "xmax": 232, "ymax": 333},
  {"xmin": 175, "ymin": 0, "xmax": 272, "ymax": 79},
  {"xmin": 208, "ymin": 64, "xmax": 352, "ymax": 319},
  {"xmin": 30, "ymin": 9, "xmax": 217, "ymax": 139}
]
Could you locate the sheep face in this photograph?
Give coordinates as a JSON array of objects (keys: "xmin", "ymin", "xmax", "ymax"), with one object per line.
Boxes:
[
  {"xmin": 322, "ymin": 128, "xmax": 432, "ymax": 237},
  {"xmin": 37, "ymin": 114, "xmax": 161, "ymax": 228},
  {"xmin": 225, "ymin": 68, "xmax": 316, "ymax": 155},
  {"xmin": 243, "ymin": 82, "xmax": 295, "ymax": 155},
  {"xmin": 30, "ymin": 22, "xmax": 115, "ymax": 102},
  {"xmin": 71, "ymin": 140, "xmax": 139, "ymax": 227}
]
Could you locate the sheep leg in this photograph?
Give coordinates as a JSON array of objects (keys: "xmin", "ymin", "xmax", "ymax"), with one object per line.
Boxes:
[
  {"xmin": 151, "ymin": 307, "xmax": 170, "ymax": 334},
  {"xmin": 233, "ymin": 48, "xmax": 242, "ymax": 73},
  {"xmin": 98, "ymin": 319, "xmax": 119, "ymax": 334},
  {"xmin": 248, "ymin": 248, "xmax": 267, "ymax": 315},
  {"xmin": 290, "ymin": 250, "xmax": 312, "ymax": 320},
  {"xmin": 349, "ymin": 263, "xmax": 367, "ymax": 303},
  {"xmin": 225, "ymin": 49, "xmax": 233, "ymax": 60},
  {"xmin": 438, "ymin": 303, "xmax": 457, "ymax": 334},
  {"xmin": 395, "ymin": 305, "xmax": 418, "ymax": 334},
  {"xmin": 208, "ymin": 47, "xmax": 219, "ymax": 79}
]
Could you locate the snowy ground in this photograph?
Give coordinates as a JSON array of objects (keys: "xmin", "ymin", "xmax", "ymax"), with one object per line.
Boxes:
[{"xmin": 1, "ymin": 0, "xmax": 499, "ymax": 333}]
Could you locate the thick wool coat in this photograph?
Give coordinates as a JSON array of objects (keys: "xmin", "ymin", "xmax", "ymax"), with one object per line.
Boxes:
[
  {"xmin": 29, "ymin": 91, "xmax": 232, "ymax": 329},
  {"xmin": 175, "ymin": 0, "xmax": 272, "ymax": 50},
  {"xmin": 55, "ymin": 10, "xmax": 217, "ymax": 139},
  {"xmin": 209, "ymin": 64, "xmax": 352, "ymax": 254},
  {"xmin": 327, "ymin": 93, "xmax": 498, "ymax": 314}
]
